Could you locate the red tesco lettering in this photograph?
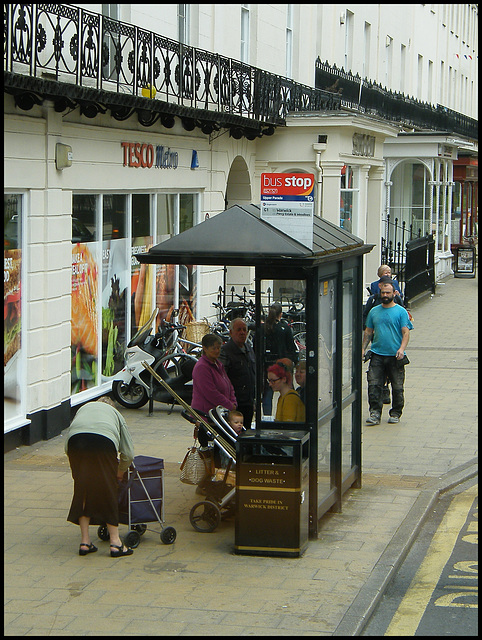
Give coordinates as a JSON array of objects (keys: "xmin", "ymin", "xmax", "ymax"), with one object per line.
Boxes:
[{"xmin": 121, "ymin": 142, "xmax": 154, "ymax": 168}]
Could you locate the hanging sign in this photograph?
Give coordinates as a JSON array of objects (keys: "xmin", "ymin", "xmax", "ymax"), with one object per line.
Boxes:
[{"xmin": 261, "ymin": 173, "xmax": 314, "ymax": 248}]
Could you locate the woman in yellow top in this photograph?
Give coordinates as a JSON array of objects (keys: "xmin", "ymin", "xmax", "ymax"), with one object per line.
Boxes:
[{"xmin": 267, "ymin": 362, "xmax": 305, "ymax": 422}]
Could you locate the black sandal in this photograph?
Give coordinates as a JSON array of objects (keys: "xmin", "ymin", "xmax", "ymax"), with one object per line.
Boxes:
[
  {"xmin": 79, "ymin": 543, "xmax": 98, "ymax": 556},
  {"xmin": 110, "ymin": 543, "xmax": 133, "ymax": 558}
]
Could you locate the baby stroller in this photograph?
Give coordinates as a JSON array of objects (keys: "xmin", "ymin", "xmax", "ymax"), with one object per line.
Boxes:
[
  {"xmin": 141, "ymin": 360, "xmax": 240, "ymax": 534},
  {"xmin": 183, "ymin": 405, "xmax": 243, "ymax": 533},
  {"xmin": 97, "ymin": 455, "xmax": 176, "ymax": 547}
]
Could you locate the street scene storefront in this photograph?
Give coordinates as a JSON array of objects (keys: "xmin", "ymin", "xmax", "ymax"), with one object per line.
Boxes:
[{"xmin": 4, "ymin": 3, "xmax": 477, "ymax": 453}]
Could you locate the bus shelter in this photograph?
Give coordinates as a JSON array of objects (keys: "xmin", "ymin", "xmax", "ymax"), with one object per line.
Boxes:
[{"xmin": 137, "ymin": 204, "xmax": 374, "ymax": 538}]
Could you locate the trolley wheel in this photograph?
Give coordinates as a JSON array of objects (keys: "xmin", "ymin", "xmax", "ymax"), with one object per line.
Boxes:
[
  {"xmin": 97, "ymin": 525, "xmax": 110, "ymax": 541},
  {"xmin": 160, "ymin": 526, "xmax": 177, "ymax": 545},
  {"xmin": 124, "ymin": 530, "xmax": 141, "ymax": 549},
  {"xmin": 133, "ymin": 524, "xmax": 147, "ymax": 536},
  {"xmin": 190, "ymin": 501, "xmax": 222, "ymax": 533}
]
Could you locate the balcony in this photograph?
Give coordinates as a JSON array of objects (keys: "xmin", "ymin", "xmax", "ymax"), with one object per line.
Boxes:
[
  {"xmin": 315, "ymin": 59, "xmax": 478, "ymax": 141},
  {"xmin": 4, "ymin": 3, "xmax": 341, "ymax": 139}
]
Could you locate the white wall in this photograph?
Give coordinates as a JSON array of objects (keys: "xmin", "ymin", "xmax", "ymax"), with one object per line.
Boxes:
[{"xmin": 74, "ymin": 4, "xmax": 477, "ymax": 118}]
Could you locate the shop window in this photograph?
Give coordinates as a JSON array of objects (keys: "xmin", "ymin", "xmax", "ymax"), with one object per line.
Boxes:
[
  {"xmin": 102, "ymin": 195, "xmax": 128, "ymax": 378},
  {"xmin": 132, "ymin": 194, "xmax": 154, "ymax": 336},
  {"xmin": 71, "ymin": 195, "xmax": 99, "ymax": 395},
  {"xmin": 71, "ymin": 192, "xmax": 199, "ymax": 398},
  {"xmin": 4, "ymin": 194, "xmax": 23, "ymax": 427}
]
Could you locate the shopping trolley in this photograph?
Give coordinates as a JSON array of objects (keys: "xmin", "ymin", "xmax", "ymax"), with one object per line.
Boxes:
[{"xmin": 97, "ymin": 455, "xmax": 176, "ymax": 547}]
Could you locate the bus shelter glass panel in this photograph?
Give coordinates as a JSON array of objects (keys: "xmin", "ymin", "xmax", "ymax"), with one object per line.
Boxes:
[
  {"xmin": 342, "ymin": 269, "xmax": 355, "ymax": 474},
  {"xmin": 259, "ymin": 279, "xmax": 306, "ymax": 423},
  {"xmin": 317, "ymin": 276, "xmax": 336, "ymax": 498}
]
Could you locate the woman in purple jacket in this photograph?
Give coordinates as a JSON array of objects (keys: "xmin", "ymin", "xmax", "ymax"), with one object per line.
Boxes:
[{"xmin": 191, "ymin": 333, "xmax": 237, "ymax": 447}]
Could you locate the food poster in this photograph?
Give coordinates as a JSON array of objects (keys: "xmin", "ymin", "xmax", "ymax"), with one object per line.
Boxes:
[
  {"xmin": 155, "ymin": 263, "xmax": 175, "ymax": 329},
  {"xmin": 101, "ymin": 238, "xmax": 129, "ymax": 378},
  {"xmin": 178, "ymin": 264, "xmax": 197, "ymax": 324},
  {"xmin": 71, "ymin": 243, "xmax": 99, "ymax": 393},
  {"xmin": 4, "ymin": 247, "xmax": 22, "ymax": 420},
  {"xmin": 131, "ymin": 236, "xmax": 154, "ymax": 338}
]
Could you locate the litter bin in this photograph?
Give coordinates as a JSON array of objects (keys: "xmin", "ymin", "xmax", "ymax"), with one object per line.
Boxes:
[
  {"xmin": 454, "ymin": 246, "xmax": 476, "ymax": 278},
  {"xmin": 235, "ymin": 429, "xmax": 310, "ymax": 557}
]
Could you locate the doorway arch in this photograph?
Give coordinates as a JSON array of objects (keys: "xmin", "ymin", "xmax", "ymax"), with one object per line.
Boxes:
[
  {"xmin": 224, "ymin": 156, "xmax": 254, "ymax": 297},
  {"xmin": 225, "ymin": 156, "xmax": 252, "ymax": 208}
]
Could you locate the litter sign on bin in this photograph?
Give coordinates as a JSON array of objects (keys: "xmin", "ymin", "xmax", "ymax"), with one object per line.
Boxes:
[{"xmin": 235, "ymin": 429, "xmax": 310, "ymax": 557}]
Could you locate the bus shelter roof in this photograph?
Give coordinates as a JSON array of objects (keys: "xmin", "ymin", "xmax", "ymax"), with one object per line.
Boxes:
[{"xmin": 136, "ymin": 204, "xmax": 373, "ymax": 267}]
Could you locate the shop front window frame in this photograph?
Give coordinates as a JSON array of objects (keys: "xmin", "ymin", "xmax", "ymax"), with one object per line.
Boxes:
[{"xmin": 71, "ymin": 191, "xmax": 200, "ymax": 403}]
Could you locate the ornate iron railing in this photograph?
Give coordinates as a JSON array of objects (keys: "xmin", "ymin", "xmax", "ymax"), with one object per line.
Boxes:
[
  {"xmin": 4, "ymin": 3, "xmax": 341, "ymax": 133},
  {"xmin": 315, "ymin": 58, "xmax": 478, "ymax": 140}
]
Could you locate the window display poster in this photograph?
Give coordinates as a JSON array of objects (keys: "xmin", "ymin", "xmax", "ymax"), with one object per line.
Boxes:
[
  {"xmin": 102, "ymin": 238, "xmax": 129, "ymax": 378},
  {"xmin": 71, "ymin": 242, "xmax": 99, "ymax": 393},
  {"xmin": 4, "ymin": 247, "xmax": 22, "ymax": 421},
  {"xmin": 131, "ymin": 236, "xmax": 154, "ymax": 338}
]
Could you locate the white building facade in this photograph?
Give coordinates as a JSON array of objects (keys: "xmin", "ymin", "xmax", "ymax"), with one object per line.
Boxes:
[{"xmin": 4, "ymin": 4, "xmax": 478, "ymax": 446}]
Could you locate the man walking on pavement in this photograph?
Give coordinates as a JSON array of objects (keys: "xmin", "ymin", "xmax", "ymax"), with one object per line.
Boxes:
[
  {"xmin": 219, "ymin": 318, "xmax": 256, "ymax": 428},
  {"xmin": 362, "ymin": 280, "xmax": 413, "ymax": 425}
]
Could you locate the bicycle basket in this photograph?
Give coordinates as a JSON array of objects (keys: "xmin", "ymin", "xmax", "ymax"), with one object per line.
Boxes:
[{"xmin": 184, "ymin": 320, "xmax": 209, "ymax": 343}]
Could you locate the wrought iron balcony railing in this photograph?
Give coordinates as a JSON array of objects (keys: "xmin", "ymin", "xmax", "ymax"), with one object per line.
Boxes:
[
  {"xmin": 315, "ymin": 58, "xmax": 478, "ymax": 141},
  {"xmin": 4, "ymin": 3, "xmax": 341, "ymax": 137}
]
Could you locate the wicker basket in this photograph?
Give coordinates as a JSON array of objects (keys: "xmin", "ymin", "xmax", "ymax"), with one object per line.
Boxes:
[{"xmin": 184, "ymin": 319, "xmax": 210, "ymax": 344}]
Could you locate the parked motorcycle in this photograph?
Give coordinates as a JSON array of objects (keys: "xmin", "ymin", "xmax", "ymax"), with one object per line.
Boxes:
[{"xmin": 111, "ymin": 308, "xmax": 198, "ymax": 409}]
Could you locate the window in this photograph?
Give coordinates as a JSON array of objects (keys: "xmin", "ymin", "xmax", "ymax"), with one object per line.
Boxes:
[
  {"xmin": 71, "ymin": 192, "xmax": 199, "ymax": 398},
  {"xmin": 286, "ymin": 5, "xmax": 293, "ymax": 78},
  {"xmin": 363, "ymin": 22, "xmax": 371, "ymax": 80},
  {"xmin": 340, "ymin": 165, "xmax": 359, "ymax": 233},
  {"xmin": 389, "ymin": 161, "xmax": 431, "ymax": 240},
  {"xmin": 4, "ymin": 193, "xmax": 24, "ymax": 427},
  {"xmin": 344, "ymin": 10, "xmax": 354, "ymax": 72},
  {"xmin": 241, "ymin": 5, "xmax": 250, "ymax": 63},
  {"xmin": 102, "ymin": 4, "xmax": 120, "ymax": 81}
]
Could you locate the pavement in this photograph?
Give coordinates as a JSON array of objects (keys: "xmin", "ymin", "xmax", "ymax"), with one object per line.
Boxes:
[{"xmin": 4, "ymin": 274, "xmax": 478, "ymax": 636}]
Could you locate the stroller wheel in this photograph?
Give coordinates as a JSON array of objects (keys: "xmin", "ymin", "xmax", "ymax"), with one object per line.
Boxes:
[
  {"xmin": 160, "ymin": 526, "xmax": 177, "ymax": 545},
  {"xmin": 97, "ymin": 525, "xmax": 109, "ymax": 541},
  {"xmin": 190, "ymin": 501, "xmax": 221, "ymax": 533},
  {"xmin": 124, "ymin": 531, "xmax": 141, "ymax": 548}
]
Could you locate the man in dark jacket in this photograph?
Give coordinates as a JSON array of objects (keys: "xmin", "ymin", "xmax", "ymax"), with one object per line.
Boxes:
[{"xmin": 219, "ymin": 318, "xmax": 256, "ymax": 428}]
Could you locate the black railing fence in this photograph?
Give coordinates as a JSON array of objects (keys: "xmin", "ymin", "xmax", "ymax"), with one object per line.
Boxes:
[
  {"xmin": 4, "ymin": 3, "xmax": 341, "ymax": 132},
  {"xmin": 381, "ymin": 215, "xmax": 435, "ymax": 303},
  {"xmin": 315, "ymin": 59, "xmax": 478, "ymax": 140}
]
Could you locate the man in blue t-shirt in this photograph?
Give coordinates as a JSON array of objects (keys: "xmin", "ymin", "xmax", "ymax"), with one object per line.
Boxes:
[{"xmin": 362, "ymin": 281, "xmax": 413, "ymax": 425}]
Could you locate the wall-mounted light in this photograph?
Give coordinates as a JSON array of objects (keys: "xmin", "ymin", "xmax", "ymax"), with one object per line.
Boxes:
[{"xmin": 55, "ymin": 143, "xmax": 73, "ymax": 170}]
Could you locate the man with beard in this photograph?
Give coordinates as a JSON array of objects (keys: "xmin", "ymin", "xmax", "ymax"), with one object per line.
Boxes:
[{"xmin": 362, "ymin": 281, "xmax": 413, "ymax": 425}]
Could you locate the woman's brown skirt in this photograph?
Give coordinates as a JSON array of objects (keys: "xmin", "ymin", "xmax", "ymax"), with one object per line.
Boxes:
[{"xmin": 67, "ymin": 433, "xmax": 119, "ymax": 526}]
